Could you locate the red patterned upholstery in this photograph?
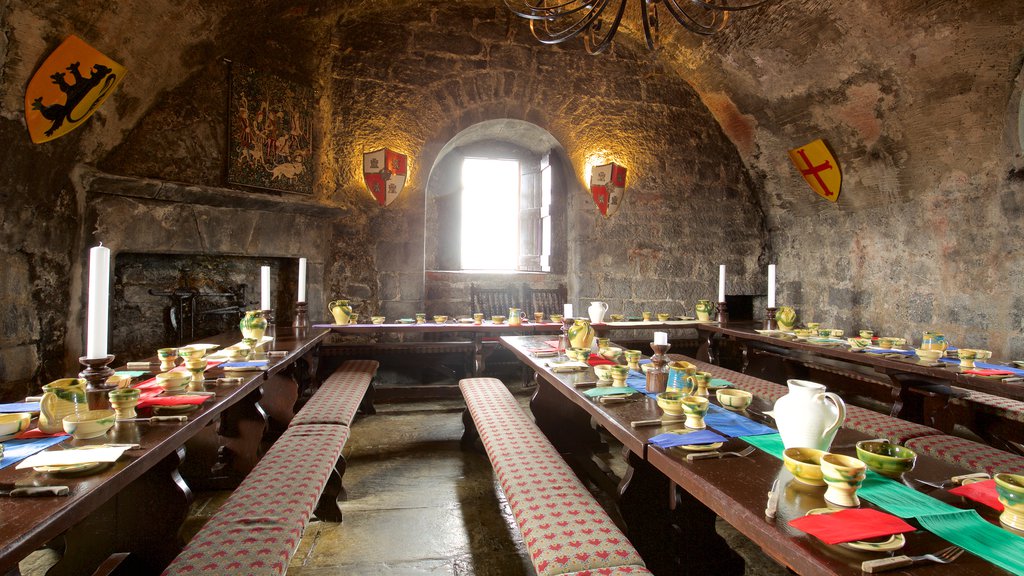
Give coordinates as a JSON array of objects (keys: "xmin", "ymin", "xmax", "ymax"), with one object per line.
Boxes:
[
  {"xmin": 291, "ymin": 360, "xmax": 378, "ymax": 427},
  {"xmin": 687, "ymin": 357, "xmax": 787, "ymax": 402},
  {"xmin": 560, "ymin": 567, "xmax": 652, "ymax": 575},
  {"xmin": 163, "ymin": 424, "xmax": 349, "ymax": 576},
  {"xmin": 843, "ymin": 405, "xmax": 941, "ymax": 444},
  {"xmin": 904, "ymin": 434, "xmax": 1024, "ymax": 476},
  {"xmin": 460, "ymin": 377, "xmax": 647, "ymax": 576},
  {"xmin": 952, "ymin": 389, "xmax": 1024, "ymax": 423}
]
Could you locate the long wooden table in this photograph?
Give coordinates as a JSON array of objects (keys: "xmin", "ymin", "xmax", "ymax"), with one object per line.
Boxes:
[
  {"xmin": 0, "ymin": 326, "xmax": 327, "ymax": 575},
  {"xmin": 500, "ymin": 335, "xmax": 1011, "ymax": 576}
]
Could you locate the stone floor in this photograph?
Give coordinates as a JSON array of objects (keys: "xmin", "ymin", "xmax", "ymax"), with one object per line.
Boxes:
[{"xmin": 20, "ymin": 385, "xmax": 791, "ymax": 576}]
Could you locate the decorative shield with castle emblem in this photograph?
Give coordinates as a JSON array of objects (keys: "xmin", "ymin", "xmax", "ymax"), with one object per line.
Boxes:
[
  {"xmin": 590, "ymin": 162, "xmax": 627, "ymax": 217},
  {"xmin": 363, "ymin": 148, "xmax": 408, "ymax": 207},
  {"xmin": 788, "ymin": 139, "xmax": 841, "ymax": 203},
  {"xmin": 25, "ymin": 36, "xmax": 125, "ymax": 144}
]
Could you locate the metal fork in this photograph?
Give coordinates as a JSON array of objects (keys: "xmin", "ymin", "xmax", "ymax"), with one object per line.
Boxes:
[
  {"xmin": 686, "ymin": 445, "xmax": 756, "ymax": 462},
  {"xmin": 861, "ymin": 546, "xmax": 964, "ymax": 573}
]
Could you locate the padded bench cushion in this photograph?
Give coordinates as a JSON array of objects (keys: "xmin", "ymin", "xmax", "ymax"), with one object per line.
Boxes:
[
  {"xmin": 460, "ymin": 377, "xmax": 646, "ymax": 576},
  {"xmin": 560, "ymin": 567, "xmax": 652, "ymax": 575},
  {"xmin": 689, "ymin": 358, "xmax": 787, "ymax": 402},
  {"xmin": 951, "ymin": 389, "xmax": 1024, "ymax": 423},
  {"xmin": 904, "ymin": 434, "xmax": 1024, "ymax": 476},
  {"xmin": 291, "ymin": 359, "xmax": 378, "ymax": 427},
  {"xmin": 843, "ymin": 405, "xmax": 941, "ymax": 444},
  {"xmin": 163, "ymin": 424, "xmax": 349, "ymax": 576}
]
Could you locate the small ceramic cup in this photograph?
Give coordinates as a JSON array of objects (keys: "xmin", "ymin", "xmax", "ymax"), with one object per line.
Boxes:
[
  {"xmin": 686, "ymin": 371, "xmax": 713, "ymax": 397},
  {"xmin": 371, "ymin": 316, "xmax": 386, "ymax": 324},
  {"xmin": 859, "ymin": 330, "xmax": 874, "ymax": 339},
  {"xmin": 550, "ymin": 314, "xmax": 563, "ymax": 323},
  {"xmin": 473, "ymin": 313, "xmax": 484, "ymax": 325},
  {"xmin": 657, "ymin": 313, "xmax": 671, "ymax": 321},
  {"xmin": 597, "ymin": 338, "xmax": 610, "ymax": 349},
  {"xmin": 108, "ymin": 388, "xmax": 141, "ymax": 420},
  {"xmin": 680, "ymin": 395, "xmax": 710, "ymax": 429},
  {"xmin": 433, "ymin": 315, "xmax": 448, "ymax": 324},
  {"xmin": 994, "ymin": 473, "xmax": 1024, "ymax": 532},
  {"xmin": 642, "ymin": 311, "xmax": 652, "ymax": 321},
  {"xmin": 492, "ymin": 315, "xmax": 506, "ymax": 325},
  {"xmin": 157, "ymin": 347, "xmax": 178, "ymax": 371},
  {"xmin": 820, "ymin": 453, "xmax": 867, "ymax": 507},
  {"xmin": 877, "ymin": 337, "xmax": 895, "ymax": 349},
  {"xmin": 609, "ymin": 365, "xmax": 630, "ymax": 387},
  {"xmin": 830, "ymin": 329, "xmax": 844, "ymax": 338},
  {"xmin": 805, "ymin": 322, "xmax": 820, "ymax": 330},
  {"xmin": 817, "ymin": 329, "xmax": 832, "ymax": 338},
  {"xmin": 415, "ymin": 313, "xmax": 426, "ymax": 324},
  {"xmin": 609, "ymin": 314, "xmax": 625, "ymax": 322},
  {"xmin": 958, "ymin": 348, "xmax": 978, "ymax": 368},
  {"xmin": 624, "ymin": 350, "xmax": 642, "ymax": 371},
  {"xmin": 534, "ymin": 312, "xmax": 545, "ymax": 323}
]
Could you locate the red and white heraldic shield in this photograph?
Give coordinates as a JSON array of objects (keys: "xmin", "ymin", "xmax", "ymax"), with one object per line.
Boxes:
[
  {"xmin": 363, "ymin": 148, "xmax": 408, "ymax": 207},
  {"xmin": 590, "ymin": 162, "xmax": 627, "ymax": 217}
]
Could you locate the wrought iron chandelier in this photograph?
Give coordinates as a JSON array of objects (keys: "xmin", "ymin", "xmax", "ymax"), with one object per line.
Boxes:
[{"xmin": 504, "ymin": 0, "xmax": 770, "ymax": 55}]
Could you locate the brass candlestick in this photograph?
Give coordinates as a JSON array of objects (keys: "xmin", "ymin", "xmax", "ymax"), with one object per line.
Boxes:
[
  {"xmin": 646, "ymin": 342, "xmax": 671, "ymax": 393},
  {"xmin": 764, "ymin": 307, "xmax": 778, "ymax": 330},
  {"xmin": 79, "ymin": 354, "xmax": 116, "ymax": 410},
  {"xmin": 717, "ymin": 301, "xmax": 729, "ymax": 324},
  {"xmin": 293, "ymin": 301, "xmax": 309, "ymax": 336}
]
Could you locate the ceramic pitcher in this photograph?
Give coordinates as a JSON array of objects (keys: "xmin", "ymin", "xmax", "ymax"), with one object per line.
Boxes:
[
  {"xmin": 588, "ymin": 301, "xmax": 608, "ymax": 324},
  {"xmin": 239, "ymin": 309, "xmax": 268, "ymax": 339},
  {"xmin": 328, "ymin": 299, "xmax": 353, "ymax": 325},
  {"xmin": 568, "ymin": 318, "xmax": 595, "ymax": 349},
  {"xmin": 773, "ymin": 379, "xmax": 846, "ymax": 451},
  {"xmin": 695, "ymin": 300, "xmax": 714, "ymax": 321},
  {"xmin": 39, "ymin": 378, "xmax": 87, "ymax": 434}
]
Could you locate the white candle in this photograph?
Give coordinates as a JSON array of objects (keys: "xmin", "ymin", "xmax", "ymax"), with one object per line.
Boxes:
[
  {"xmin": 718, "ymin": 265, "xmax": 726, "ymax": 302},
  {"xmin": 564, "ymin": 303, "xmax": 573, "ymax": 318},
  {"xmin": 261, "ymin": 266, "xmax": 271, "ymax": 310},
  {"xmin": 654, "ymin": 331, "xmax": 668, "ymax": 345},
  {"xmin": 86, "ymin": 244, "xmax": 110, "ymax": 358},
  {"xmin": 297, "ymin": 258, "xmax": 307, "ymax": 302},
  {"xmin": 767, "ymin": 264, "xmax": 776, "ymax": 308}
]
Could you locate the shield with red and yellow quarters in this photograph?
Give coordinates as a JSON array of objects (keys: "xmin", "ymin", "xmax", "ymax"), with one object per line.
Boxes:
[
  {"xmin": 788, "ymin": 139, "xmax": 841, "ymax": 202},
  {"xmin": 25, "ymin": 36, "xmax": 125, "ymax": 144},
  {"xmin": 590, "ymin": 162, "xmax": 627, "ymax": 217},
  {"xmin": 363, "ymin": 148, "xmax": 408, "ymax": 207}
]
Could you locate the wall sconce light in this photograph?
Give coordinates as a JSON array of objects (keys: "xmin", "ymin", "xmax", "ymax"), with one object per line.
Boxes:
[
  {"xmin": 590, "ymin": 162, "xmax": 627, "ymax": 217},
  {"xmin": 362, "ymin": 148, "xmax": 409, "ymax": 207}
]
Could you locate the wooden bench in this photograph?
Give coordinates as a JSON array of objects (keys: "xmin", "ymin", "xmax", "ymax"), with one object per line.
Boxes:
[
  {"xmin": 459, "ymin": 377, "xmax": 651, "ymax": 576},
  {"xmin": 904, "ymin": 434, "xmax": 1024, "ymax": 476}
]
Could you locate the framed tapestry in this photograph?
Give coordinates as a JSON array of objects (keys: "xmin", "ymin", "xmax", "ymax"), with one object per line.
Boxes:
[{"xmin": 226, "ymin": 62, "xmax": 313, "ymax": 194}]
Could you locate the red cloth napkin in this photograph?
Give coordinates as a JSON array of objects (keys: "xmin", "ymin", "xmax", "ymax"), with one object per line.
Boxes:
[
  {"xmin": 136, "ymin": 395, "xmax": 208, "ymax": 409},
  {"xmin": 587, "ymin": 354, "xmax": 616, "ymax": 366},
  {"xmin": 788, "ymin": 508, "xmax": 916, "ymax": 545},
  {"xmin": 949, "ymin": 479, "xmax": 1003, "ymax": 511},
  {"xmin": 964, "ymin": 368, "xmax": 1015, "ymax": 376},
  {"xmin": 15, "ymin": 429, "xmax": 69, "ymax": 439},
  {"xmin": 543, "ymin": 340, "xmax": 561, "ymax": 349}
]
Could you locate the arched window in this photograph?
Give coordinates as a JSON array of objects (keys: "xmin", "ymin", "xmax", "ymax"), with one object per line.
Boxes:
[{"xmin": 425, "ymin": 121, "xmax": 568, "ymax": 274}]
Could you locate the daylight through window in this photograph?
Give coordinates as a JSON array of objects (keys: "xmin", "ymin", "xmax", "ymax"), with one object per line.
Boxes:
[{"xmin": 461, "ymin": 158, "xmax": 520, "ymax": 270}]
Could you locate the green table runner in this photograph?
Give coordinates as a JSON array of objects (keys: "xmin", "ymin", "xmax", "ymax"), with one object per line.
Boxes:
[{"xmin": 740, "ymin": 433, "xmax": 1024, "ymax": 575}]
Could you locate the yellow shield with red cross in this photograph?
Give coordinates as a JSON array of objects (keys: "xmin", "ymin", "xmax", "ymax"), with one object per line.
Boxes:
[
  {"xmin": 24, "ymin": 36, "xmax": 126, "ymax": 144},
  {"xmin": 788, "ymin": 139, "xmax": 841, "ymax": 202}
]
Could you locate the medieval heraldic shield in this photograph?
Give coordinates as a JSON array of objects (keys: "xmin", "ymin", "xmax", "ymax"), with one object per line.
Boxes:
[
  {"xmin": 591, "ymin": 162, "xmax": 627, "ymax": 217},
  {"xmin": 363, "ymin": 148, "xmax": 408, "ymax": 207},
  {"xmin": 788, "ymin": 139, "xmax": 841, "ymax": 203}
]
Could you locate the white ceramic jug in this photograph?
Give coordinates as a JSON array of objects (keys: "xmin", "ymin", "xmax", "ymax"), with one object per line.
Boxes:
[
  {"xmin": 588, "ymin": 301, "xmax": 608, "ymax": 323},
  {"xmin": 773, "ymin": 379, "xmax": 846, "ymax": 451}
]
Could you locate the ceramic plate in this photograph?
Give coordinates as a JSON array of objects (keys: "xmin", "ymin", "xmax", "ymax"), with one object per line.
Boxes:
[
  {"xmin": 154, "ymin": 404, "xmax": 199, "ymax": 415},
  {"xmin": 397, "ymin": 318, "xmax": 415, "ymax": 324},
  {"xmin": 805, "ymin": 508, "xmax": 906, "ymax": 551},
  {"xmin": 185, "ymin": 343, "xmax": 220, "ymax": 351},
  {"xmin": 666, "ymin": 429, "xmax": 724, "ymax": 451},
  {"xmin": 223, "ymin": 365, "xmax": 265, "ymax": 372},
  {"xmin": 34, "ymin": 460, "xmax": 112, "ymax": 476},
  {"xmin": 677, "ymin": 316, "xmax": 696, "ymax": 321},
  {"xmin": 457, "ymin": 318, "xmax": 474, "ymax": 323}
]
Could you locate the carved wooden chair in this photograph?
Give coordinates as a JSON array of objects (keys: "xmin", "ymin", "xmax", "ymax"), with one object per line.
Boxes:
[
  {"xmin": 470, "ymin": 283, "xmax": 520, "ymax": 318},
  {"xmin": 522, "ymin": 283, "xmax": 567, "ymax": 319}
]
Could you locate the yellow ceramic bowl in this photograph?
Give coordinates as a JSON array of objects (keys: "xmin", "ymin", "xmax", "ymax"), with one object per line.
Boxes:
[
  {"xmin": 371, "ymin": 316, "xmax": 386, "ymax": 324},
  {"xmin": 716, "ymin": 389, "xmax": 753, "ymax": 410},
  {"xmin": 0, "ymin": 412, "xmax": 32, "ymax": 441},
  {"xmin": 599, "ymin": 346, "xmax": 622, "ymax": 360},
  {"xmin": 491, "ymin": 315, "xmax": 506, "ymax": 325},
  {"xmin": 63, "ymin": 409, "xmax": 116, "ymax": 440},
  {"xmin": 155, "ymin": 370, "xmax": 191, "ymax": 392},
  {"xmin": 593, "ymin": 364, "xmax": 613, "ymax": 381},
  {"xmin": 994, "ymin": 473, "xmax": 1024, "ymax": 531},
  {"xmin": 915, "ymin": 348, "xmax": 943, "ymax": 362},
  {"xmin": 433, "ymin": 315, "xmax": 449, "ymax": 324},
  {"xmin": 656, "ymin": 392, "xmax": 686, "ymax": 416},
  {"xmin": 783, "ymin": 447, "xmax": 827, "ymax": 486}
]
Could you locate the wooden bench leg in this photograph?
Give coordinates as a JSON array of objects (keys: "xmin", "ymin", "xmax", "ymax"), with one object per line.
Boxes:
[
  {"xmin": 359, "ymin": 379, "xmax": 377, "ymax": 416},
  {"xmin": 460, "ymin": 408, "xmax": 482, "ymax": 452},
  {"xmin": 314, "ymin": 455, "xmax": 347, "ymax": 522}
]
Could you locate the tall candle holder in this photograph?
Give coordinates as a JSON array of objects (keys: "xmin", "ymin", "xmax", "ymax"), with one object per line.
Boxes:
[
  {"xmin": 764, "ymin": 307, "xmax": 778, "ymax": 330},
  {"xmin": 717, "ymin": 301, "xmax": 729, "ymax": 324},
  {"xmin": 79, "ymin": 354, "xmax": 116, "ymax": 409},
  {"xmin": 262, "ymin": 309, "xmax": 276, "ymax": 340},
  {"xmin": 646, "ymin": 342, "xmax": 670, "ymax": 394},
  {"xmin": 293, "ymin": 301, "xmax": 309, "ymax": 336}
]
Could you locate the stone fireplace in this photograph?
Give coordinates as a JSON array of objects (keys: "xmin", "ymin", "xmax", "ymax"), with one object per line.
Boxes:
[{"xmin": 69, "ymin": 164, "xmax": 344, "ymax": 362}]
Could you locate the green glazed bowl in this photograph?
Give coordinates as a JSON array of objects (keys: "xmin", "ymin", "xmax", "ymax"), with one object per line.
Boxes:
[
  {"xmin": 994, "ymin": 473, "xmax": 1024, "ymax": 532},
  {"xmin": 656, "ymin": 391, "xmax": 686, "ymax": 416},
  {"xmin": 855, "ymin": 441, "xmax": 917, "ymax": 477}
]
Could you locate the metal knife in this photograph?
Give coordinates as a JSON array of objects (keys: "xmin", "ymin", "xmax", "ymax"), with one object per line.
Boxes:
[
  {"xmin": 765, "ymin": 478, "xmax": 780, "ymax": 519},
  {"xmin": 0, "ymin": 485, "xmax": 70, "ymax": 497},
  {"xmin": 116, "ymin": 415, "xmax": 188, "ymax": 423}
]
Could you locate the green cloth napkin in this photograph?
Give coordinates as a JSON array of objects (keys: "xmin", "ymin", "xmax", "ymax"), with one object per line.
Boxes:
[
  {"xmin": 709, "ymin": 378, "xmax": 732, "ymax": 388},
  {"xmin": 115, "ymin": 370, "xmax": 148, "ymax": 377},
  {"xmin": 583, "ymin": 387, "xmax": 636, "ymax": 398},
  {"xmin": 740, "ymin": 433, "xmax": 1024, "ymax": 575}
]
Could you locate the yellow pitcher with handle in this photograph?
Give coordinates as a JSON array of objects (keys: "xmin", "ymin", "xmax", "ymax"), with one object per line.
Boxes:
[
  {"xmin": 38, "ymin": 378, "xmax": 87, "ymax": 434},
  {"xmin": 329, "ymin": 300, "xmax": 353, "ymax": 325}
]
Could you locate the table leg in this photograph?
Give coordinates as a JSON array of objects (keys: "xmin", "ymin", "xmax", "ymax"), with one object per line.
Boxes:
[
  {"xmin": 619, "ymin": 451, "xmax": 744, "ymax": 576},
  {"xmin": 529, "ymin": 375, "xmax": 602, "ymax": 455},
  {"xmin": 183, "ymin": 387, "xmax": 268, "ymax": 489},
  {"xmin": 46, "ymin": 449, "xmax": 192, "ymax": 576},
  {"xmin": 259, "ymin": 371, "xmax": 299, "ymax": 432}
]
